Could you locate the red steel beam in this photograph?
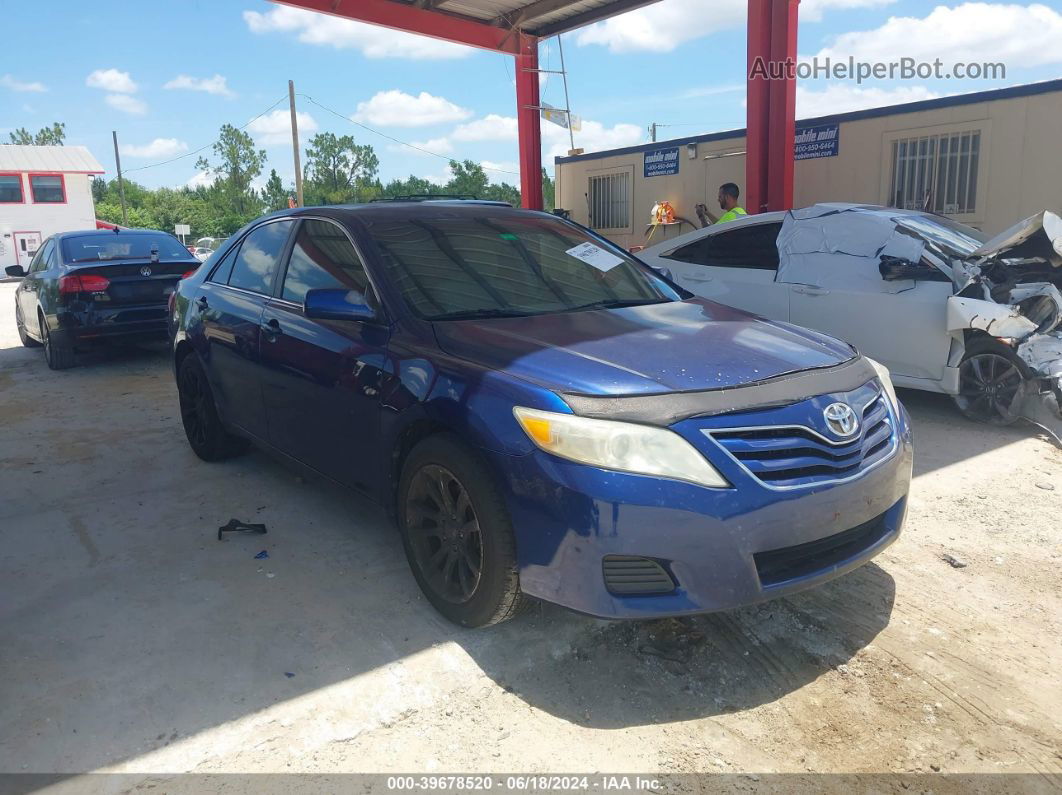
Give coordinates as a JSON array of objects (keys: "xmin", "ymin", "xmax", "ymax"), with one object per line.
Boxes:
[
  {"xmin": 515, "ymin": 33, "xmax": 544, "ymax": 210},
  {"xmin": 765, "ymin": 0, "xmax": 798, "ymax": 212},
  {"xmin": 745, "ymin": 0, "xmax": 772, "ymax": 215},
  {"xmin": 272, "ymin": 0, "xmax": 522, "ymax": 54}
]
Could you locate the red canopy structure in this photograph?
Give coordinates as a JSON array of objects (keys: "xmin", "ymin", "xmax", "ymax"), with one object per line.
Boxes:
[{"xmin": 272, "ymin": 0, "xmax": 799, "ymax": 213}]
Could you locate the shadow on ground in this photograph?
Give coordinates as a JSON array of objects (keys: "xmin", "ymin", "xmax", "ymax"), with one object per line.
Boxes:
[{"xmin": 0, "ymin": 339, "xmax": 1036, "ymax": 772}]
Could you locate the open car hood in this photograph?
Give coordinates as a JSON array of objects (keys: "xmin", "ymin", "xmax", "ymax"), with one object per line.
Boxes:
[{"xmin": 970, "ymin": 210, "xmax": 1062, "ymax": 265}]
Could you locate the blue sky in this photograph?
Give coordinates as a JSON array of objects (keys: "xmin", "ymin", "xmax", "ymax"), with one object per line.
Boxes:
[{"xmin": 3, "ymin": 0, "xmax": 1060, "ymax": 190}]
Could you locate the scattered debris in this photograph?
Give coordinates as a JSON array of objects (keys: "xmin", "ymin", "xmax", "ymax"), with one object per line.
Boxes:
[
  {"xmin": 266, "ymin": 572, "xmax": 276, "ymax": 579},
  {"xmin": 254, "ymin": 550, "xmax": 269, "ymax": 560},
  {"xmin": 1035, "ymin": 482, "xmax": 1056, "ymax": 491},
  {"xmin": 940, "ymin": 553, "xmax": 968, "ymax": 569},
  {"xmin": 217, "ymin": 519, "xmax": 268, "ymax": 541},
  {"xmin": 284, "ymin": 672, "xmax": 295, "ymax": 678}
]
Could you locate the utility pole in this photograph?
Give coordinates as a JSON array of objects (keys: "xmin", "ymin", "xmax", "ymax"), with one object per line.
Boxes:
[
  {"xmin": 649, "ymin": 122, "xmax": 657, "ymax": 143},
  {"xmin": 111, "ymin": 130, "xmax": 128, "ymax": 226},
  {"xmin": 288, "ymin": 80, "xmax": 304, "ymax": 208}
]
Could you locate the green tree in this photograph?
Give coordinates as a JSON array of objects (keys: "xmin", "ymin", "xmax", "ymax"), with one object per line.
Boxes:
[
  {"xmin": 445, "ymin": 159, "xmax": 490, "ymax": 198},
  {"xmin": 195, "ymin": 124, "xmax": 266, "ymax": 216},
  {"xmin": 541, "ymin": 169, "xmax": 555, "ymax": 211},
  {"xmin": 262, "ymin": 169, "xmax": 291, "ymax": 212},
  {"xmin": 303, "ymin": 133, "xmax": 380, "ymax": 205},
  {"xmin": 7, "ymin": 122, "xmax": 66, "ymax": 146}
]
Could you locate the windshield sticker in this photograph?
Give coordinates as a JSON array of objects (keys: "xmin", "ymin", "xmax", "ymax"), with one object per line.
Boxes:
[{"xmin": 565, "ymin": 242, "xmax": 624, "ymax": 272}]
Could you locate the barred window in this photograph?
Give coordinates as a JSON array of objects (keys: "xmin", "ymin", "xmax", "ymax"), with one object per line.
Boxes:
[
  {"xmin": 588, "ymin": 172, "xmax": 630, "ymax": 230},
  {"xmin": 889, "ymin": 130, "xmax": 980, "ymax": 215}
]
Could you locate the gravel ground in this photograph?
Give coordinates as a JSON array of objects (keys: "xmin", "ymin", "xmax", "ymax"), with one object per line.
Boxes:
[{"xmin": 0, "ymin": 281, "xmax": 1059, "ymax": 788}]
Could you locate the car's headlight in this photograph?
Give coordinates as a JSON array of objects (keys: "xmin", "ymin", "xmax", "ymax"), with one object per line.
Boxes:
[
  {"xmin": 866, "ymin": 357, "xmax": 900, "ymax": 414},
  {"xmin": 513, "ymin": 407, "xmax": 729, "ymax": 488}
]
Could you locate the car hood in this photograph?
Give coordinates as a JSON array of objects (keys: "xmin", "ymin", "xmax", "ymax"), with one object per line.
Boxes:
[{"xmin": 432, "ymin": 298, "xmax": 855, "ymax": 396}]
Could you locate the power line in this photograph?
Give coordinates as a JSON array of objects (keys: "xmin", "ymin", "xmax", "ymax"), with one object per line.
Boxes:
[
  {"xmin": 121, "ymin": 95, "xmax": 289, "ymax": 174},
  {"xmin": 298, "ymin": 92, "xmax": 520, "ymax": 177}
]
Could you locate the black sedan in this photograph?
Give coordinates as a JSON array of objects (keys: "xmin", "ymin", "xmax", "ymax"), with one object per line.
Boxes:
[{"xmin": 6, "ymin": 229, "xmax": 200, "ymax": 369}]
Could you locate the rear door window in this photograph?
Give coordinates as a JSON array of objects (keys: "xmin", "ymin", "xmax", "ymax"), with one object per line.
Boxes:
[
  {"xmin": 281, "ymin": 219, "xmax": 370, "ymax": 304},
  {"xmin": 31, "ymin": 240, "xmax": 54, "ymax": 273},
  {"xmin": 227, "ymin": 220, "xmax": 294, "ymax": 295},
  {"xmin": 665, "ymin": 223, "xmax": 782, "ymax": 270}
]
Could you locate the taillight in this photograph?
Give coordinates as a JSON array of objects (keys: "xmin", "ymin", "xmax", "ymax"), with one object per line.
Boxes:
[
  {"xmin": 59, "ymin": 273, "xmax": 110, "ymax": 295},
  {"xmin": 181, "ymin": 268, "xmax": 198, "ymax": 279}
]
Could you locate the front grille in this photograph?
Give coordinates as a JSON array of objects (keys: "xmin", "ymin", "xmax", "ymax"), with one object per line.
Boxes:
[
  {"xmin": 708, "ymin": 390, "xmax": 895, "ymax": 489},
  {"xmin": 602, "ymin": 556, "xmax": 676, "ymax": 595},
  {"xmin": 753, "ymin": 510, "xmax": 891, "ymax": 587}
]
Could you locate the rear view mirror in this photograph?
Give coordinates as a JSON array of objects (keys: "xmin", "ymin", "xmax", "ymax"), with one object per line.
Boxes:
[
  {"xmin": 5, "ymin": 265, "xmax": 26, "ymax": 278},
  {"xmin": 304, "ymin": 288, "xmax": 376, "ymax": 322}
]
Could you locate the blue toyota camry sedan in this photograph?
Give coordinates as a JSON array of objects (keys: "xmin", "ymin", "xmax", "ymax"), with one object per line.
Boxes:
[{"xmin": 169, "ymin": 200, "xmax": 912, "ymax": 627}]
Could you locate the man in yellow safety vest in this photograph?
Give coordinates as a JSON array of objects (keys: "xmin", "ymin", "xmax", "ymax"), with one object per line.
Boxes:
[{"xmin": 695, "ymin": 183, "xmax": 747, "ymax": 227}]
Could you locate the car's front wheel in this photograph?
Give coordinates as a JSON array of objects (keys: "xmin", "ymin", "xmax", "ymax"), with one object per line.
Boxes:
[
  {"xmin": 177, "ymin": 353, "xmax": 248, "ymax": 461},
  {"xmin": 953, "ymin": 340, "xmax": 1029, "ymax": 425},
  {"xmin": 398, "ymin": 434, "xmax": 526, "ymax": 627}
]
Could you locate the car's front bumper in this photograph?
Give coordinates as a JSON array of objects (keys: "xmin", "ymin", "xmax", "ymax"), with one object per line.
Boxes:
[{"xmin": 488, "ymin": 402, "xmax": 913, "ymax": 620}]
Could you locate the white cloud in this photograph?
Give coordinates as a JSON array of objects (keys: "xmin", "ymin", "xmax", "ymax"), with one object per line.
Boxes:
[
  {"xmin": 187, "ymin": 170, "xmax": 217, "ymax": 190},
  {"xmin": 86, "ymin": 68, "xmax": 138, "ymax": 93},
  {"xmin": 796, "ymin": 84, "xmax": 941, "ymax": 117},
  {"xmin": 247, "ymin": 109, "xmax": 319, "ymax": 146},
  {"xmin": 353, "ymin": 90, "xmax": 472, "ymax": 127},
  {"xmin": 164, "ymin": 74, "xmax": 235, "ymax": 98},
  {"xmin": 243, "ymin": 6, "xmax": 470, "ymax": 59},
  {"xmin": 1, "ymin": 74, "xmax": 46, "ymax": 92},
  {"xmin": 810, "ymin": 2, "xmax": 1062, "ymax": 68},
  {"xmin": 543, "ymin": 120, "xmax": 643, "ymax": 160},
  {"xmin": 120, "ymin": 138, "xmax": 189, "ymax": 159},
  {"xmin": 801, "ymin": 0, "xmax": 896, "ymax": 22},
  {"xmin": 452, "ymin": 114, "xmax": 518, "ymax": 142},
  {"xmin": 409, "ymin": 138, "xmax": 455, "ymax": 155},
  {"xmin": 106, "ymin": 94, "xmax": 147, "ymax": 115},
  {"xmin": 577, "ymin": 0, "xmax": 745, "ymax": 53}
]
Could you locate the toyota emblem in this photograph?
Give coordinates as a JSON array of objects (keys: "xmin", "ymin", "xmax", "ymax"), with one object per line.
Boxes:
[
  {"xmin": 823, "ymin": 402, "xmax": 859, "ymax": 437},
  {"xmin": 140, "ymin": 266, "xmax": 152, "ymax": 277}
]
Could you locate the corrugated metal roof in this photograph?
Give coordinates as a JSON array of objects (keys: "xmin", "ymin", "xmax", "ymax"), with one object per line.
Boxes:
[
  {"xmin": 0, "ymin": 145, "xmax": 105, "ymax": 174},
  {"xmin": 392, "ymin": 0, "xmax": 661, "ymax": 36}
]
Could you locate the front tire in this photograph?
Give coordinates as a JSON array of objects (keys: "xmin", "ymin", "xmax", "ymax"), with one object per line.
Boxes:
[
  {"xmin": 177, "ymin": 354, "xmax": 248, "ymax": 461},
  {"xmin": 398, "ymin": 434, "xmax": 526, "ymax": 627},
  {"xmin": 952, "ymin": 340, "xmax": 1029, "ymax": 425}
]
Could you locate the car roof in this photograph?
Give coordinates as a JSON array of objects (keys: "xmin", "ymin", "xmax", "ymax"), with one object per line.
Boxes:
[{"xmin": 56, "ymin": 228, "xmax": 178, "ymax": 239}]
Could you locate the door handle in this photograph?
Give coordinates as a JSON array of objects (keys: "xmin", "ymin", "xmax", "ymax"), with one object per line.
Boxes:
[
  {"xmin": 261, "ymin": 318, "xmax": 282, "ymax": 341},
  {"xmin": 195, "ymin": 296, "xmax": 209, "ymax": 311},
  {"xmin": 794, "ymin": 285, "xmax": 830, "ymax": 296}
]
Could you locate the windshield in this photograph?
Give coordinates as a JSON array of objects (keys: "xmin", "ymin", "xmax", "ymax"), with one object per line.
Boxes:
[
  {"xmin": 363, "ymin": 213, "xmax": 681, "ymax": 320},
  {"xmin": 894, "ymin": 215, "xmax": 988, "ymax": 258},
  {"xmin": 63, "ymin": 233, "xmax": 195, "ymax": 263}
]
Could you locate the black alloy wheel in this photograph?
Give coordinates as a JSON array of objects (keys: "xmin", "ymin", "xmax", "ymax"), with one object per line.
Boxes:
[
  {"xmin": 954, "ymin": 351, "xmax": 1025, "ymax": 425},
  {"xmin": 405, "ymin": 463, "xmax": 484, "ymax": 603},
  {"xmin": 41, "ymin": 314, "xmax": 75, "ymax": 370},
  {"xmin": 177, "ymin": 354, "xmax": 247, "ymax": 461},
  {"xmin": 398, "ymin": 434, "xmax": 526, "ymax": 627}
]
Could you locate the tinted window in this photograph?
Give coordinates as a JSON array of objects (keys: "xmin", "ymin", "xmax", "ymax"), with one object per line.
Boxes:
[
  {"xmin": 208, "ymin": 247, "xmax": 239, "ymax": 284},
  {"xmin": 62, "ymin": 232, "xmax": 193, "ymax": 263},
  {"xmin": 0, "ymin": 174, "xmax": 23, "ymax": 203},
  {"xmin": 364, "ymin": 213, "xmax": 679, "ymax": 320},
  {"xmin": 228, "ymin": 220, "xmax": 294, "ymax": 295},
  {"xmin": 30, "ymin": 175, "xmax": 64, "ymax": 203},
  {"xmin": 282, "ymin": 219, "xmax": 369, "ymax": 304},
  {"xmin": 666, "ymin": 223, "xmax": 782, "ymax": 270},
  {"xmin": 31, "ymin": 240, "xmax": 53, "ymax": 273}
]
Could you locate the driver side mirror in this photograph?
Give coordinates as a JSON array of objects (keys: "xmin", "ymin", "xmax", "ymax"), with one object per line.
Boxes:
[
  {"xmin": 304, "ymin": 288, "xmax": 376, "ymax": 322},
  {"xmin": 5, "ymin": 265, "xmax": 26, "ymax": 278}
]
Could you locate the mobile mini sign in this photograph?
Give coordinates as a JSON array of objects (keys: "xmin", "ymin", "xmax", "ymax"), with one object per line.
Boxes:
[
  {"xmin": 644, "ymin": 147, "xmax": 680, "ymax": 177},
  {"xmin": 794, "ymin": 124, "xmax": 840, "ymax": 160}
]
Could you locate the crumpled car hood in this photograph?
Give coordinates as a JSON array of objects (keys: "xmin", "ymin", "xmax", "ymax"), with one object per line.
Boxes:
[{"xmin": 970, "ymin": 210, "xmax": 1062, "ymax": 265}]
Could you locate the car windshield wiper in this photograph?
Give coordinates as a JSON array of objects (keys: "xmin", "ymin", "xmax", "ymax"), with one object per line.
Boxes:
[
  {"xmin": 428, "ymin": 307, "xmax": 534, "ymax": 321},
  {"xmin": 561, "ymin": 298, "xmax": 670, "ymax": 313}
]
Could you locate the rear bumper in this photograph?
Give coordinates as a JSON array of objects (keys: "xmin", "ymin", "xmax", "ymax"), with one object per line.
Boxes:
[
  {"xmin": 52, "ymin": 304, "xmax": 168, "ymax": 343},
  {"xmin": 488, "ymin": 405, "xmax": 913, "ymax": 620}
]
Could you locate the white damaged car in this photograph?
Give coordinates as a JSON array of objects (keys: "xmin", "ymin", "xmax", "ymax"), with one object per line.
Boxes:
[{"xmin": 639, "ymin": 203, "xmax": 1062, "ymax": 438}]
